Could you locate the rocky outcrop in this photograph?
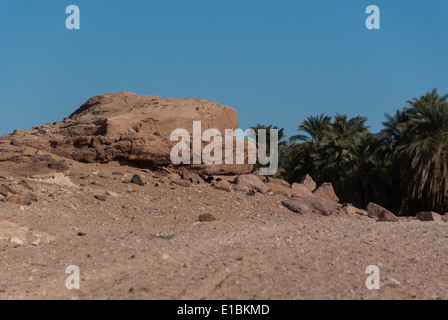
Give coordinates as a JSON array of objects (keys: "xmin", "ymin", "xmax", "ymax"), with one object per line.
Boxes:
[{"xmin": 4, "ymin": 92, "xmax": 254, "ymax": 176}]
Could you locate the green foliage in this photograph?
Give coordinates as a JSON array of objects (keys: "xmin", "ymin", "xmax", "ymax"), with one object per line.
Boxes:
[
  {"xmin": 249, "ymin": 124, "xmax": 287, "ymax": 176},
  {"xmin": 255, "ymin": 89, "xmax": 448, "ymax": 216}
]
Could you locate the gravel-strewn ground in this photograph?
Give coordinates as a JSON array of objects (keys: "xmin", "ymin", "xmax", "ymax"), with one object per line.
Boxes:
[{"xmin": 0, "ymin": 161, "xmax": 447, "ymax": 300}]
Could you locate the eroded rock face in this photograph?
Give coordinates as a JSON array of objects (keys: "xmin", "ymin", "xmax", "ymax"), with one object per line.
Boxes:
[{"xmin": 3, "ymin": 92, "xmax": 253, "ymax": 175}]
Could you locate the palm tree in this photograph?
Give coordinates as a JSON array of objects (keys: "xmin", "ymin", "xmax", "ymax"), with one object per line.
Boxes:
[
  {"xmin": 249, "ymin": 124, "xmax": 287, "ymax": 176},
  {"xmin": 290, "ymin": 114, "xmax": 332, "ymax": 143},
  {"xmin": 395, "ymin": 89, "xmax": 448, "ymax": 213},
  {"xmin": 285, "ymin": 114, "xmax": 393, "ymax": 208}
]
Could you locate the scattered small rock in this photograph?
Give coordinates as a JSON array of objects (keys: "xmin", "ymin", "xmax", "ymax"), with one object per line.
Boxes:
[
  {"xmin": 246, "ymin": 190, "xmax": 256, "ymax": 196},
  {"xmin": 7, "ymin": 194, "xmax": 24, "ymax": 206},
  {"xmin": 105, "ymin": 190, "xmax": 118, "ymax": 197},
  {"xmin": 162, "ymin": 254, "xmax": 171, "ymax": 260},
  {"xmin": 94, "ymin": 195, "xmax": 107, "ymax": 201},
  {"xmin": 131, "ymin": 175, "xmax": 145, "ymax": 186},
  {"xmin": 199, "ymin": 213, "xmax": 216, "ymax": 222},
  {"xmin": 385, "ymin": 277, "xmax": 401, "ymax": 288},
  {"xmin": 10, "ymin": 237, "xmax": 24, "ymax": 246}
]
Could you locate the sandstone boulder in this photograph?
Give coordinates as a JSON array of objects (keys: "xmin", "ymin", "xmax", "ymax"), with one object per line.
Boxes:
[
  {"xmin": 282, "ymin": 197, "xmax": 340, "ymax": 216},
  {"xmin": 265, "ymin": 182, "xmax": 293, "ymax": 196},
  {"xmin": 182, "ymin": 171, "xmax": 205, "ymax": 185},
  {"xmin": 291, "ymin": 183, "xmax": 315, "ymax": 198},
  {"xmin": 416, "ymin": 212, "xmax": 442, "ymax": 222},
  {"xmin": 267, "ymin": 177, "xmax": 290, "ymax": 188},
  {"xmin": 300, "ymin": 174, "xmax": 316, "ymax": 192},
  {"xmin": 234, "ymin": 174, "xmax": 269, "ymax": 194},
  {"xmin": 212, "ymin": 179, "xmax": 232, "ymax": 192},
  {"xmin": 366, "ymin": 203, "xmax": 399, "ymax": 222},
  {"xmin": 7, "ymin": 194, "xmax": 24, "ymax": 205},
  {"xmin": 313, "ymin": 183, "xmax": 339, "ymax": 203},
  {"xmin": 4, "ymin": 92, "xmax": 254, "ymax": 176},
  {"xmin": 340, "ymin": 203, "xmax": 369, "ymax": 217}
]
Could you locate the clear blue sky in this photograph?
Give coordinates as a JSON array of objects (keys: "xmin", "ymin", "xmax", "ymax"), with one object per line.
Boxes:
[{"xmin": 0, "ymin": 0, "xmax": 447, "ymax": 137}]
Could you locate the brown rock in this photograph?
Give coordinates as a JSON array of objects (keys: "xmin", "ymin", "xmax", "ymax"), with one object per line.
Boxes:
[
  {"xmin": 282, "ymin": 197, "xmax": 340, "ymax": 216},
  {"xmin": 265, "ymin": 182, "xmax": 292, "ymax": 197},
  {"xmin": 340, "ymin": 203, "xmax": 369, "ymax": 217},
  {"xmin": 23, "ymin": 198, "xmax": 34, "ymax": 206},
  {"xmin": 0, "ymin": 185, "xmax": 9, "ymax": 197},
  {"xmin": 199, "ymin": 213, "xmax": 216, "ymax": 222},
  {"xmin": 313, "ymin": 183, "xmax": 339, "ymax": 203},
  {"xmin": 182, "ymin": 171, "xmax": 204, "ymax": 185},
  {"xmin": 234, "ymin": 174, "xmax": 268, "ymax": 194},
  {"xmin": 131, "ymin": 175, "xmax": 145, "ymax": 186},
  {"xmin": 4, "ymin": 185, "xmax": 20, "ymax": 195},
  {"xmin": 300, "ymin": 174, "xmax": 316, "ymax": 192},
  {"xmin": 232, "ymin": 184, "xmax": 250, "ymax": 193},
  {"xmin": 47, "ymin": 160, "xmax": 69, "ymax": 172},
  {"xmin": 366, "ymin": 203, "xmax": 399, "ymax": 222},
  {"xmin": 94, "ymin": 195, "xmax": 107, "ymax": 201},
  {"xmin": 7, "ymin": 194, "xmax": 24, "ymax": 206},
  {"xmin": 212, "ymin": 175, "xmax": 236, "ymax": 183},
  {"xmin": 416, "ymin": 212, "xmax": 442, "ymax": 222},
  {"xmin": 266, "ymin": 177, "xmax": 290, "ymax": 188},
  {"xmin": 291, "ymin": 183, "xmax": 315, "ymax": 198},
  {"xmin": 252, "ymin": 170, "xmax": 267, "ymax": 183},
  {"xmin": 170, "ymin": 179, "xmax": 193, "ymax": 188},
  {"xmin": 213, "ymin": 179, "xmax": 232, "ymax": 192},
  {"xmin": 6, "ymin": 92, "xmax": 253, "ymax": 176},
  {"xmin": 168, "ymin": 173, "xmax": 182, "ymax": 181}
]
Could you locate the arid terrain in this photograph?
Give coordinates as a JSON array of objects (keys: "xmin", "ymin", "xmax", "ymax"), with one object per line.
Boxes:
[{"xmin": 0, "ymin": 93, "xmax": 447, "ymax": 300}]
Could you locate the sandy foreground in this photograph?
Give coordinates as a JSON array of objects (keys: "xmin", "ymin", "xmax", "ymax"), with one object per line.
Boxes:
[{"xmin": 0, "ymin": 160, "xmax": 447, "ymax": 300}]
